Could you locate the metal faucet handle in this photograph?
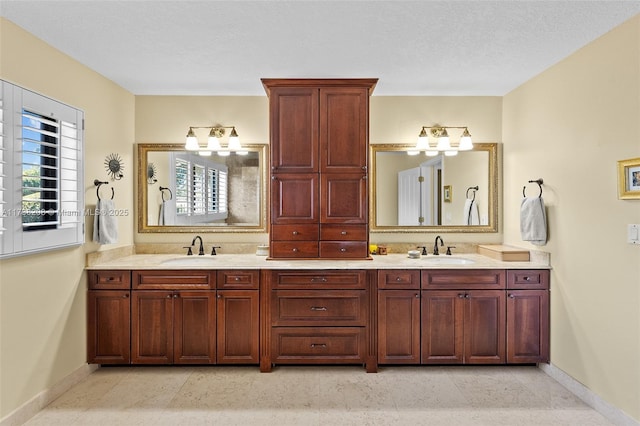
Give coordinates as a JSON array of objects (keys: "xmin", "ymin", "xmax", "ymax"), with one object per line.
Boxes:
[
  {"xmin": 211, "ymin": 246, "xmax": 221, "ymax": 256},
  {"xmin": 446, "ymin": 246, "xmax": 456, "ymax": 255},
  {"xmin": 417, "ymin": 246, "xmax": 428, "ymax": 255},
  {"xmin": 183, "ymin": 246, "xmax": 193, "ymax": 256}
]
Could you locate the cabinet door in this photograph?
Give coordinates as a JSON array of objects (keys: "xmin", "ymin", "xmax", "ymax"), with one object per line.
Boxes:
[
  {"xmin": 87, "ymin": 291, "xmax": 130, "ymax": 364},
  {"xmin": 217, "ymin": 290, "xmax": 259, "ymax": 364},
  {"xmin": 378, "ymin": 290, "xmax": 420, "ymax": 364},
  {"xmin": 421, "ymin": 290, "xmax": 464, "ymax": 364},
  {"xmin": 320, "ymin": 87, "xmax": 368, "ymax": 173},
  {"xmin": 320, "ymin": 173, "xmax": 367, "ymax": 223},
  {"xmin": 465, "ymin": 290, "xmax": 506, "ymax": 364},
  {"xmin": 270, "ymin": 87, "xmax": 319, "ymax": 173},
  {"xmin": 131, "ymin": 291, "xmax": 173, "ymax": 364},
  {"xmin": 271, "ymin": 173, "xmax": 319, "ymax": 224},
  {"xmin": 507, "ymin": 290, "xmax": 549, "ymax": 363},
  {"xmin": 174, "ymin": 291, "xmax": 216, "ymax": 364}
]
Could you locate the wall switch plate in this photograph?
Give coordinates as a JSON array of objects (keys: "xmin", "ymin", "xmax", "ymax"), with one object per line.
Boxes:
[{"xmin": 628, "ymin": 224, "xmax": 639, "ymax": 244}]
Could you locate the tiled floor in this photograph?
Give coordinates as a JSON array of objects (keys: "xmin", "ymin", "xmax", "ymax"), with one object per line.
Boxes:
[{"xmin": 24, "ymin": 365, "xmax": 612, "ymax": 425}]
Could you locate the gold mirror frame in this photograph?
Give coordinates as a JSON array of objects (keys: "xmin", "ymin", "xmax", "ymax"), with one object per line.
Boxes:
[
  {"xmin": 370, "ymin": 142, "xmax": 499, "ymax": 233},
  {"xmin": 137, "ymin": 143, "xmax": 268, "ymax": 233}
]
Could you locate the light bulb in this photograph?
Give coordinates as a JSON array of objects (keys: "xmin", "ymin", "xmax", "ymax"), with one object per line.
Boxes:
[
  {"xmin": 458, "ymin": 128, "xmax": 473, "ymax": 151},
  {"xmin": 185, "ymin": 128, "xmax": 199, "ymax": 150}
]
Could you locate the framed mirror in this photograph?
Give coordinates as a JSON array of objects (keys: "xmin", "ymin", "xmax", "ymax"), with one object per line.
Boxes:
[
  {"xmin": 137, "ymin": 143, "xmax": 268, "ymax": 233},
  {"xmin": 370, "ymin": 143, "xmax": 498, "ymax": 233}
]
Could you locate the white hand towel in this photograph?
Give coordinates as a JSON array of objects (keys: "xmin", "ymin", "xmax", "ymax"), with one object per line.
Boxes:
[
  {"xmin": 463, "ymin": 199, "xmax": 480, "ymax": 225},
  {"xmin": 93, "ymin": 199, "xmax": 118, "ymax": 244},
  {"xmin": 520, "ymin": 196, "xmax": 547, "ymax": 246},
  {"xmin": 158, "ymin": 201, "xmax": 166, "ymax": 226}
]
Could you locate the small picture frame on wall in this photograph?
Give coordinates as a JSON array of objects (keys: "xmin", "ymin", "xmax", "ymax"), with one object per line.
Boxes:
[
  {"xmin": 617, "ymin": 157, "xmax": 640, "ymax": 200},
  {"xmin": 443, "ymin": 185, "xmax": 452, "ymax": 203}
]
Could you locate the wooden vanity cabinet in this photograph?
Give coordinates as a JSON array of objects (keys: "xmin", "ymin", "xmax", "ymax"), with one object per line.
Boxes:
[
  {"xmin": 263, "ymin": 79, "xmax": 377, "ymax": 259},
  {"xmin": 87, "ymin": 270, "xmax": 131, "ymax": 364},
  {"xmin": 421, "ymin": 270, "xmax": 506, "ymax": 364},
  {"xmin": 377, "ymin": 270, "xmax": 420, "ymax": 364},
  {"xmin": 506, "ymin": 270, "xmax": 550, "ymax": 363}
]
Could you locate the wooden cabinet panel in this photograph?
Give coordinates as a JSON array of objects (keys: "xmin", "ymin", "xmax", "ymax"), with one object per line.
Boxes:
[
  {"xmin": 217, "ymin": 290, "xmax": 259, "ymax": 364},
  {"xmin": 507, "ymin": 289, "xmax": 549, "ymax": 363},
  {"xmin": 131, "ymin": 291, "xmax": 173, "ymax": 364},
  {"xmin": 378, "ymin": 270, "xmax": 420, "ymax": 290},
  {"xmin": 320, "ymin": 173, "xmax": 367, "ymax": 223},
  {"xmin": 269, "ymin": 87, "xmax": 319, "ymax": 173},
  {"xmin": 272, "ymin": 327, "xmax": 365, "ymax": 363},
  {"xmin": 272, "ymin": 290, "xmax": 367, "ymax": 326},
  {"xmin": 270, "ymin": 270, "xmax": 366, "ymax": 289},
  {"xmin": 217, "ymin": 270, "xmax": 259, "ymax": 290},
  {"xmin": 421, "ymin": 290, "xmax": 464, "ymax": 364},
  {"xmin": 464, "ymin": 290, "xmax": 506, "ymax": 364},
  {"xmin": 320, "ymin": 88, "xmax": 368, "ymax": 173},
  {"xmin": 173, "ymin": 292, "xmax": 216, "ymax": 364},
  {"xmin": 270, "ymin": 173, "xmax": 319, "ymax": 224},
  {"xmin": 319, "ymin": 241, "xmax": 368, "ymax": 259},
  {"xmin": 271, "ymin": 224, "xmax": 319, "ymax": 241},
  {"xmin": 422, "ymin": 269, "xmax": 506, "ymax": 290},
  {"xmin": 378, "ymin": 290, "xmax": 420, "ymax": 364},
  {"xmin": 87, "ymin": 290, "xmax": 130, "ymax": 364},
  {"xmin": 88, "ymin": 270, "xmax": 131, "ymax": 290},
  {"xmin": 132, "ymin": 270, "xmax": 214, "ymax": 290}
]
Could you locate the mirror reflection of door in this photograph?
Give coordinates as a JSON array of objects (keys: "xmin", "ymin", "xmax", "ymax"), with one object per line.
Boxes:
[{"xmin": 397, "ymin": 157, "xmax": 442, "ymax": 226}]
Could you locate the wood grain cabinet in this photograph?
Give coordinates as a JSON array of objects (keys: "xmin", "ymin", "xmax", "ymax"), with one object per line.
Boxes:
[
  {"xmin": 263, "ymin": 79, "xmax": 377, "ymax": 259},
  {"xmin": 87, "ymin": 270, "xmax": 131, "ymax": 364}
]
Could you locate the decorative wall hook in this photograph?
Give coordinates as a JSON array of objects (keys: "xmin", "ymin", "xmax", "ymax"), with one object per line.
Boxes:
[{"xmin": 104, "ymin": 153, "xmax": 124, "ymax": 180}]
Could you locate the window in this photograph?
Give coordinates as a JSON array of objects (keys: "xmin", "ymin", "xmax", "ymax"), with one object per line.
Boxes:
[
  {"xmin": 0, "ymin": 80, "xmax": 84, "ymax": 258},
  {"xmin": 168, "ymin": 153, "xmax": 228, "ymax": 225}
]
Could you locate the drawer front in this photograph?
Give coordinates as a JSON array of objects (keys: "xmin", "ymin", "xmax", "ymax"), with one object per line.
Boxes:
[
  {"xmin": 271, "ymin": 224, "xmax": 319, "ymax": 241},
  {"xmin": 272, "ymin": 290, "xmax": 367, "ymax": 326},
  {"xmin": 507, "ymin": 269, "xmax": 549, "ymax": 290},
  {"xmin": 319, "ymin": 241, "xmax": 368, "ymax": 259},
  {"xmin": 217, "ymin": 270, "xmax": 259, "ymax": 290},
  {"xmin": 422, "ymin": 269, "xmax": 506, "ymax": 290},
  {"xmin": 378, "ymin": 270, "xmax": 420, "ymax": 290},
  {"xmin": 270, "ymin": 270, "xmax": 366, "ymax": 289},
  {"xmin": 132, "ymin": 270, "xmax": 215, "ymax": 290},
  {"xmin": 320, "ymin": 224, "xmax": 368, "ymax": 241},
  {"xmin": 270, "ymin": 241, "xmax": 319, "ymax": 258},
  {"xmin": 89, "ymin": 270, "xmax": 131, "ymax": 290},
  {"xmin": 272, "ymin": 327, "xmax": 365, "ymax": 363}
]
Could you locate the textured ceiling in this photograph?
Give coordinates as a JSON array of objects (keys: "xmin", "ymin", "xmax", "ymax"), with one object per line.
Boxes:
[{"xmin": 2, "ymin": 1, "xmax": 639, "ymax": 96}]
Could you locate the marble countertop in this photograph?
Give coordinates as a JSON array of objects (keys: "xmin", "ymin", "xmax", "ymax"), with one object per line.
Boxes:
[{"xmin": 86, "ymin": 252, "xmax": 550, "ymax": 270}]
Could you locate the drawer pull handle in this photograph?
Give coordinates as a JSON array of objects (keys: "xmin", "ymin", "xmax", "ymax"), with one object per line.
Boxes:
[
  {"xmin": 234, "ymin": 277, "xmax": 241, "ymax": 281},
  {"xmin": 396, "ymin": 277, "xmax": 402, "ymax": 281},
  {"xmin": 523, "ymin": 276, "xmax": 531, "ymax": 281},
  {"xmin": 292, "ymin": 231, "xmax": 299, "ymax": 235},
  {"xmin": 341, "ymin": 231, "xmax": 347, "ymax": 235},
  {"xmin": 310, "ymin": 306, "xmax": 327, "ymax": 311},
  {"xmin": 310, "ymin": 343, "xmax": 327, "ymax": 348},
  {"xmin": 311, "ymin": 277, "xmax": 327, "ymax": 282},
  {"xmin": 107, "ymin": 277, "xmax": 115, "ymax": 281}
]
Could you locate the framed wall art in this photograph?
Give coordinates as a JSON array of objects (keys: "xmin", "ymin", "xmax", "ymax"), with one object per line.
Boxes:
[{"xmin": 617, "ymin": 157, "xmax": 640, "ymax": 200}]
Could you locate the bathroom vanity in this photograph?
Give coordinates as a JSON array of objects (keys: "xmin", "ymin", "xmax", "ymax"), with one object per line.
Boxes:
[{"xmin": 86, "ymin": 253, "xmax": 549, "ymax": 372}]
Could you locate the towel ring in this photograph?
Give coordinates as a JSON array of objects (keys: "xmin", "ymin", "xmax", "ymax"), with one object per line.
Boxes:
[
  {"xmin": 159, "ymin": 186, "xmax": 173, "ymax": 202},
  {"xmin": 466, "ymin": 186, "xmax": 479, "ymax": 201},
  {"xmin": 523, "ymin": 179, "xmax": 543, "ymax": 198},
  {"xmin": 94, "ymin": 179, "xmax": 114, "ymax": 201}
]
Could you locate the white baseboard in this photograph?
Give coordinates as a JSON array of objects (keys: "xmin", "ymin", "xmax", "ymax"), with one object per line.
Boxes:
[
  {"xmin": 540, "ymin": 363, "xmax": 639, "ymax": 426},
  {"xmin": 0, "ymin": 363, "xmax": 99, "ymax": 426}
]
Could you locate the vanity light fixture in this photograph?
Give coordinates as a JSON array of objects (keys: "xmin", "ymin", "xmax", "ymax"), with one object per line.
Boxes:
[
  {"xmin": 185, "ymin": 126, "xmax": 247, "ymax": 156},
  {"xmin": 409, "ymin": 125, "xmax": 473, "ymax": 157}
]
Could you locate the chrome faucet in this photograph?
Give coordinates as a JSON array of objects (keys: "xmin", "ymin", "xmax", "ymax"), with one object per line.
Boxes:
[
  {"xmin": 433, "ymin": 235, "xmax": 444, "ymax": 255},
  {"xmin": 192, "ymin": 235, "xmax": 205, "ymax": 256}
]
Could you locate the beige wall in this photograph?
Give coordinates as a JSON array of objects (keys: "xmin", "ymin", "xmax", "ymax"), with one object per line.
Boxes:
[
  {"xmin": 0, "ymin": 19, "xmax": 135, "ymax": 418},
  {"xmin": 503, "ymin": 16, "xmax": 640, "ymax": 421}
]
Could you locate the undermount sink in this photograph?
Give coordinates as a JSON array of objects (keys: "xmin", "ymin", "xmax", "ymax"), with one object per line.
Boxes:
[
  {"xmin": 421, "ymin": 256, "xmax": 475, "ymax": 265},
  {"xmin": 161, "ymin": 256, "xmax": 216, "ymax": 266}
]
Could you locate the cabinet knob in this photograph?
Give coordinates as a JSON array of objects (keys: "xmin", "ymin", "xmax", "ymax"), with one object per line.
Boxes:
[
  {"xmin": 173, "ymin": 294, "xmax": 179, "ymax": 298},
  {"xmin": 217, "ymin": 294, "xmax": 222, "ymax": 299},
  {"xmin": 396, "ymin": 277, "xmax": 402, "ymax": 281},
  {"xmin": 340, "ymin": 248, "xmax": 346, "ymax": 252},
  {"xmin": 292, "ymin": 248, "xmax": 298, "ymax": 252},
  {"xmin": 234, "ymin": 277, "xmax": 241, "ymax": 281},
  {"xmin": 458, "ymin": 293, "xmax": 465, "ymax": 299},
  {"xmin": 361, "ymin": 166, "xmax": 367, "ymax": 171},
  {"xmin": 508, "ymin": 294, "xmax": 515, "ymax": 299},
  {"xmin": 341, "ymin": 231, "xmax": 347, "ymax": 235},
  {"xmin": 292, "ymin": 231, "xmax": 299, "ymax": 235},
  {"xmin": 415, "ymin": 294, "xmax": 419, "ymax": 298},
  {"xmin": 167, "ymin": 295, "xmax": 172, "ymax": 298},
  {"xmin": 122, "ymin": 293, "xmax": 129, "ymax": 298},
  {"xmin": 465, "ymin": 294, "xmax": 470, "ymax": 299},
  {"xmin": 523, "ymin": 276, "xmax": 531, "ymax": 281}
]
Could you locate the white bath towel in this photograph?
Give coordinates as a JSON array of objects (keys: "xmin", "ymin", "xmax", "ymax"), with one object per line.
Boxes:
[
  {"xmin": 93, "ymin": 199, "xmax": 118, "ymax": 244},
  {"xmin": 463, "ymin": 199, "xmax": 480, "ymax": 225},
  {"xmin": 520, "ymin": 196, "xmax": 547, "ymax": 246},
  {"xmin": 158, "ymin": 201, "xmax": 166, "ymax": 226}
]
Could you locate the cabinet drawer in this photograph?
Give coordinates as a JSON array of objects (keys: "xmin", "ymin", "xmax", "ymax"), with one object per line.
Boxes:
[
  {"xmin": 270, "ymin": 270, "xmax": 366, "ymax": 289},
  {"xmin": 507, "ymin": 269, "xmax": 549, "ymax": 290},
  {"xmin": 422, "ymin": 269, "xmax": 506, "ymax": 290},
  {"xmin": 272, "ymin": 327, "xmax": 365, "ymax": 363},
  {"xmin": 88, "ymin": 270, "xmax": 131, "ymax": 290},
  {"xmin": 132, "ymin": 270, "xmax": 215, "ymax": 290},
  {"xmin": 272, "ymin": 290, "xmax": 366, "ymax": 326},
  {"xmin": 319, "ymin": 241, "xmax": 368, "ymax": 258},
  {"xmin": 378, "ymin": 270, "xmax": 420, "ymax": 290},
  {"xmin": 320, "ymin": 224, "xmax": 367, "ymax": 241},
  {"xmin": 271, "ymin": 224, "xmax": 319, "ymax": 241},
  {"xmin": 217, "ymin": 270, "xmax": 259, "ymax": 290},
  {"xmin": 270, "ymin": 241, "xmax": 319, "ymax": 258}
]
